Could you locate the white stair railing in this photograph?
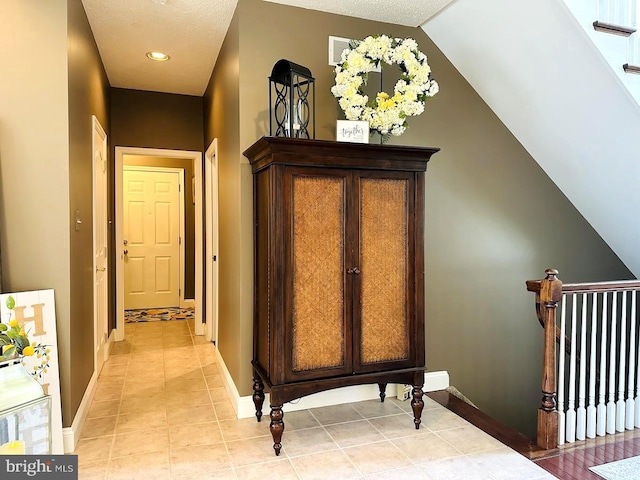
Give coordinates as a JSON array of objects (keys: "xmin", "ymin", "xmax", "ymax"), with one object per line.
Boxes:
[
  {"xmin": 555, "ymin": 287, "xmax": 640, "ymax": 444},
  {"xmin": 597, "ymin": 0, "xmax": 637, "ymax": 27},
  {"xmin": 528, "ymin": 271, "xmax": 640, "ymax": 449}
]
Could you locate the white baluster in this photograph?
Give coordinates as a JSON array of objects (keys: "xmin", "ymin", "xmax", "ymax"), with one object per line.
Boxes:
[
  {"xmin": 626, "ymin": 290, "xmax": 636, "ymax": 430},
  {"xmin": 597, "ymin": 291, "xmax": 608, "ymax": 436},
  {"xmin": 587, "ymin": 292, "xmax": 598, "ymax": 438},
  {"xmin": 607, "ymin": 291, "xmax": 618, "ymax": 434},
  {"xmin": 597, "ymin": 0, "xmax": 607, "ymax": 22},
  {"xmin": 635, "ymin": 296, "xmax": 640, "ymax": 427},
  {"xmin": 558, "ymin": 296, "xmax": 567, "ymax": 445},
  {"xmin": 616, "ymin": 291, "xmax": 627, "ymax": 432},
  {"xmin": 566, "ymin": 294, "xmax": 578, "ymax": 443},
  {"xmin": 577, "ymin": 294, "xmax": 588, "ymax": 440}
]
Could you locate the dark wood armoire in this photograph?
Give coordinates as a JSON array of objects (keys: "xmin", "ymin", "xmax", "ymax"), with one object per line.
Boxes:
[{"xmin": 243, "ymin": 136, "xmax": 439, "ymax": 455}]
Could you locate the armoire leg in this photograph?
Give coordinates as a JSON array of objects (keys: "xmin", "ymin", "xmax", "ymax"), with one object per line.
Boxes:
[
  {"xmin": 269, "ymin": 405, "xmax": 285, "ymax": 455},
  {"xmin": 378, "ymin": 383, "xmax": 387, "ymax": 402},
  {"xmin": 411, "ymin": 385, "xmax": 424, "ymax": 429},
  {"xmin": 252, "ymin": 376, "xmax": 265, "ymax": 422}
]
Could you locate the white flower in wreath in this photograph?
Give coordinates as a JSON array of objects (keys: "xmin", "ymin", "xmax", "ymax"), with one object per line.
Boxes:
[{"xmin": 332, "ymin": 35, "xmax": 438, "ymax": 140}]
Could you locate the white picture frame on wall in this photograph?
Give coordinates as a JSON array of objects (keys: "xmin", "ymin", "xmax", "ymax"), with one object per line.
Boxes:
[{"xmin": 0, "ymin": 289, "xmax": 63, "ymax": 454}]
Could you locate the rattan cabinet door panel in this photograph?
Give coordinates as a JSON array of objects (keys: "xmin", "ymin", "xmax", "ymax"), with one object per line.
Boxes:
[
  {"xmin": 359, "ymin": 178, "xmax": 409, "ymax": 361},
  {"xmin": 354, "ymin": 173, "xmax": 416, "ymax": 373},
  {"xmin": 283, "ymin": 168, "xmax": 353, "ymax": 382}
]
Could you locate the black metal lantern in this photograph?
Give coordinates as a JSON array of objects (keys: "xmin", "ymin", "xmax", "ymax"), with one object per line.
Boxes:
[{"xmin": 269, "ymin": 59, "xmax": 315, "ymax": 139}]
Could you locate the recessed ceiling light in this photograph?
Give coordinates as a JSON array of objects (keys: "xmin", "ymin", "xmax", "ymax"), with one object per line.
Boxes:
[{"xmin": 146, "ymin": 51, "xmax": 170, "ymax": 62}]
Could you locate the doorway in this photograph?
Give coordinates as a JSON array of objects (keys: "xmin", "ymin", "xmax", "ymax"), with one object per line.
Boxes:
[
  {"xmin": 122, "ymin": 166, "xmax": 184, "ymax": 310},
  {"xmin": 115, "ymin": 147, "xmax": 203, "ymax": 341}
]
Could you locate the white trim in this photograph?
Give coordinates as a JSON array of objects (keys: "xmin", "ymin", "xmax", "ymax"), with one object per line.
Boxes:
[
  {"xmin": 183, "ymin": 298, "xmax": 195, "ymax": 308},
  {"xmin": 62, "ymin": 370, "xmax": 99, "ymax": 453},
  {"xmin": 115, "ymin": 150, "xmax": 125, "ymax": 341},
  {"xmin": 423, "ymin": 370, "xmax": 451, "ymax": 392},
  {"xmin": 213, "ymin": 347, "xmax": 450, "ymax": 420},
  {"xmin": 106, "ymin": 328, "xmax": 116, "ymax": 359},
  {"xmin": 193, "ymin": 151, "xmax": 204, "ymax": 336},
  {"xmin": 214, "ymin": 345, "xmax": 242, "ymax": 414},
  {"xmin": 91, "ymin": 115, "xmax": 109, "ymax": 375},
  {"xmin": 204, "ymin": 139, "xmax": 219, "ymax": 343},
  {"xmin": 115, "ymin": 147, "xmax": 203, "ymax": 342}
]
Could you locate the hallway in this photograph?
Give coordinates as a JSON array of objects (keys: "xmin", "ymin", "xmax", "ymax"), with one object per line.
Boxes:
[{"xmin": 74, "ymin": 319, "xmax": 556, "ymax": 479}]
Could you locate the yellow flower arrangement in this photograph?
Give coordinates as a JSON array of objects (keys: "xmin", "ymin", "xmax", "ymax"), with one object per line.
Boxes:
[{"xmin": 0, "ymin": 296, "xmax": 41, "ymax": 361}]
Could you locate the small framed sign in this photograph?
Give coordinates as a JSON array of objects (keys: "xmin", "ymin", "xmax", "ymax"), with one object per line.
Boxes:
[{"xmin": 336, "ymin": 120, "xmax": 369, "ymax": 143}]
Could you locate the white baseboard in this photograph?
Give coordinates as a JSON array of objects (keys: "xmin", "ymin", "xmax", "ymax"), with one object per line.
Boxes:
[
  {"xmin": 62, "ymin": 369, "xmax": 99, "ymax": 453},
  {"xmin": 106, "ymin": 328, "xmax": 116, "ymax": 359},
  {"xmin": 213, "ymin": 348, "xmax": 449, "ymax": 420},
  {"xmin": 214, "ymin": 346, "xmax": 242, "ymax": 414},
  {"xmin": 423, "ymin": 370, "xmax": 450, "ymax": 392},
  {"xmin": 182, "ymin": 298, "xmax": 195, "ymax": 309},
  {"xmin": 61, "ymin": 327, "xmax": 117, "ymax": 453}
]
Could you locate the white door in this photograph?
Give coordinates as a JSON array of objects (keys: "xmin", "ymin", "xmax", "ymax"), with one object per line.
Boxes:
[
  {"xmin": 123, "ymin": 166, "xmax": 183, "ymax": 309},
  {"xmin": 205, "ymin": 139, "xmax": 219, "ymax": 343},
  {"xmin": 92, "ymin": 116, "xmax": 109, "ymax": 373}
]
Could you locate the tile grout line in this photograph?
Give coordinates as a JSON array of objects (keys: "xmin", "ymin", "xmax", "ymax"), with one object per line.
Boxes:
[
  {"xmin": 191, "ymin": 319, "xmax": 238, "ymax": 480},
  {"xmin": 104, "ymin": 326, "xmax": 131, "ymax": 480},
  {"xmin": 317, "ymin": 412, "xmax": 365, "ymax": 478}
]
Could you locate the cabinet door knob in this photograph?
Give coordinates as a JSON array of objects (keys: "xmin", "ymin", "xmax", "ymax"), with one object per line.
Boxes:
[{"xmin": 347, "ymin": 267, "xmax": 361, "ymax": 275}]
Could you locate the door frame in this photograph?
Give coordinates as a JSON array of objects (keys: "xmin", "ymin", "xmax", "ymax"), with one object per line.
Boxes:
[
  {"xmin": 122, "ymin": 165, "xmax": 185, "ymax": 310},
  {"xmin": 204, "ymin": 139, "xmax": 219, "ymax": 343},
  {"xmin": 92, "ymin": 116, "xmax": 110, "ymax": 372},
  {"xmin": 115, "ymin": 146, "xmax": 203, "ymax": 341}
]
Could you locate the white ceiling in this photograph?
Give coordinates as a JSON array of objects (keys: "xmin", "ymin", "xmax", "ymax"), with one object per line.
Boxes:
[
  {"xmin": 80, "ymin": 0, "xmax": 455, "ymax": 96},
  {"xmin": 265, "ymin": 0, "xmax": 454, "ymax": 27}
]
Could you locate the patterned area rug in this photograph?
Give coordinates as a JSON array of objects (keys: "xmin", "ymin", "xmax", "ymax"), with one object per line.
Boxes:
[
  {"xmin": 125, "ymin": 307, "xmax": 194, "ymax": 323},
  {"xmin": 590, "ymin": 456, "xmax": 640, "ymax": 480}
]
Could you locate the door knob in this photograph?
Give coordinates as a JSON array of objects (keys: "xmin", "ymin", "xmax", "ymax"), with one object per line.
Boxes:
[
  {"xmin": 123, "ymin": 239, "xmax": 128, "ymax": 245},
  {"xmin": 123, "ymin": 249, "xmax": 128, "ymax": 255}
]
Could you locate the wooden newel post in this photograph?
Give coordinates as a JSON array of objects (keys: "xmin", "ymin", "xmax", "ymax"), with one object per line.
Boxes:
[{"xmin": 537, "ymin": 268, "xmax": 562, "ymax": 450}]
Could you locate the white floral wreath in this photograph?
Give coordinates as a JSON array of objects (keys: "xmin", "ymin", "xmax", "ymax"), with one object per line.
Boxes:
[{"xmin": 331, "ymin": 35, "xmax": 439, "ymax": 138}]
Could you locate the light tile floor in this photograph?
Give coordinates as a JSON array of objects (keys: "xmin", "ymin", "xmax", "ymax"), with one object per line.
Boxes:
[{"xmin": 75, "ymin": 319, "xmax": 557, "ymax": 479}]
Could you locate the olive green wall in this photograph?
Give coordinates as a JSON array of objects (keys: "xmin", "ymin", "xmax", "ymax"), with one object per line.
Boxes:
[
  {"xmin": 203, "ymin": 9, "xmax": 243, "ymax": 386},
  {"xmin": 110, "ymin": 88, "xmax": 204, "ymax": 152},
  {"xmin": 207, "ymin": 0, "xmax": 633, "ymax": 436},
  {"xmin": 410, "ymin": 32, "xmax": 632, "ymax": 435},
  {"xmin": 67, "ymin": 0, "xmax": 110, "ymax": 424},
  {"xmin": 0, "ymin": 0, "xmax": 110, "ymax": 427},
  {"xmin": 110, "ymin": 88, "xmax": 204, "ymax": 300}
]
